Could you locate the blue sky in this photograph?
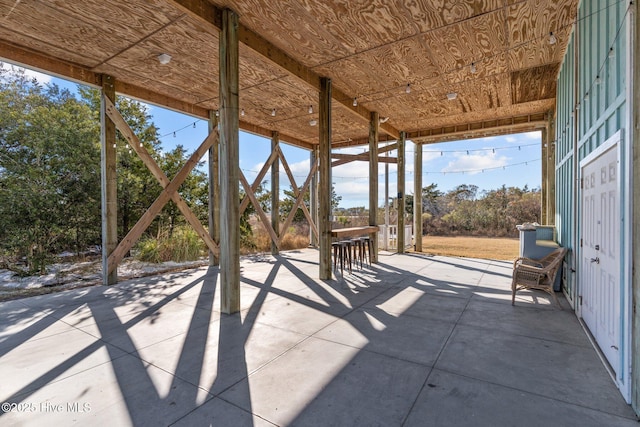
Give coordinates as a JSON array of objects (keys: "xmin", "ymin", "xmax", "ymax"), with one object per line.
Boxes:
[{"xmin": 6, "ymin": 63, "xmax": 542, "ymax": 209}]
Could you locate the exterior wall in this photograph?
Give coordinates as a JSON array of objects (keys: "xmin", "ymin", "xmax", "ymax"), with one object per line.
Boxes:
[
  {"xmin": 555, "ymin": 33, "xmax": 576, "ymax": 304},
  {"xmin": 555, "ymin": 0, "xmax": 632, "ymax": 403}
]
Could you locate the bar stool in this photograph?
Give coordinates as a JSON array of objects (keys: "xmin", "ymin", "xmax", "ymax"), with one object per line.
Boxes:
[
  {"xmin": 350, "ymin": 238, "xmax": 365, "ymax": 269},
  {"xmin": 332, "ymin": 241, "xmax": 353, "ymax": 275},
  {"xmin": 340, "ymin": 240, "xmax": 353, "ymax": 273},
  {"xmin": 332, "ymin": 241, "xmax": 345, "ymax": 275},
  {"xmin": 360, "ymin": 236, "xmax": 373, "ymax": 267}
]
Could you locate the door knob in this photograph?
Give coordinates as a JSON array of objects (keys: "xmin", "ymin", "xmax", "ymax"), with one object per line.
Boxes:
[{"xmin": 590, "ymin": 257, "xmax": 600, "ymax": 264}]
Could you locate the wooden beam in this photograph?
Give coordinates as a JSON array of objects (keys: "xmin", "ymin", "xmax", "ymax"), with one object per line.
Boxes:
[
  {"xmin": 100, "ymin": 75, "xmax": 117, "ymax": 285},
  {"xmin": 414, "ymin": 142, "xmax": 423, "ymax": 253},
  {"xmin": 331, "ymin": 87, "xmax": 399, "ymax": 139},
  {"xmin": 319, "ymin": 77, "xmax": 332, "ymax": 279},
  {"xmin": 541, "ymin": 124, "xmax": 548, "ymax": 223},
  {"xmin": 219, "ymin": 8, "xmax": 240, "ymax": 314},
  {"xmin": 271, "ymin": 131, "xmax": 280, "ymax": 255},
  {"xmin": 239, "ymin": 121, "xmax": 313, "ymax": 150},
  {"xmin": 0, "ymin": 40, "xmax": 317, "ymax": 152},
  {"xmin": 167, "ymin": 0, "xmax": 400, "ymax": 139},
  {"xmin": 331, "ymin": 143, "xmax": 398, "ymax": 167},
  {"xmin": 546, "ymin": 111, "xmax": 556, "ymax": 225},
  {"xmin": 369, "ymin": 111, "xmax": 379, "ymax": 263},
  {"xmin": 208, "ymin": 110, "xmax": 220, "ymax": 266},
  {"xmin": 310, "ymin": 147, "xmax": 319, "ymax": 247},
  {"xmin": 397, "ymin": 131, "xmax": 406, "ymax": 254},
  {"xmin": 331, "ymin": 153, "xmax": 397, "ymax": 166}
]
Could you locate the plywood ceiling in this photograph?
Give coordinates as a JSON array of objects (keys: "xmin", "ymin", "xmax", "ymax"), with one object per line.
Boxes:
[{"xmin": 0, "ymin": 0, "xmax": 578, "ymax": 148}]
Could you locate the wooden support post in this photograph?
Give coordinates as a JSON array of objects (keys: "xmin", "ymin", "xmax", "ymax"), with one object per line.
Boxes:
[
  {"xmin": 271, "ymin": 131, "xmax": 280, "ymax": 255},
  {"xmin": 208, "ymin": 110, "xmax": 220, "ymax": 266},
  {"xmin": 414, "ymin": 142, "xmax": 423, "ymax": 253},
  {"xmin": 547, "ymin": 112, "xmax": 556, "ymax": 225},
  {"xmin": 219, "ymin": 8, "xmax": 240, "ymax": 314},
  {"xmin": 369, "ymin": 111, "xmax": 379, "ymax": 263},
  {"xmin": 319, "ymin": 77, "xmax": 332, "ymax": 279},
  {"xmin": 100, "ymin": 75, "xmax": 117, "ymax": 285},
  {"xmin": 397, "ymin": 131, "xmax": 406, "ymax": 253},
  {"xmin": 310, "ymin": 147, "xmax": 319, "ymax": 247},
  {"xmin": 541, "ymin": 127, "xmax": 548, "ymax": 223}
]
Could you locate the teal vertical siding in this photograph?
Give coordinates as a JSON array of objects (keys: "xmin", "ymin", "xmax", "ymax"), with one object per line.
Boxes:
[
  {"xmin": 555, "ymin": 32, "xmax": 576, "ymax": 302},
  {"xmin": 555, "ymin": 0, "xmax": 628, "ymax": 307}
]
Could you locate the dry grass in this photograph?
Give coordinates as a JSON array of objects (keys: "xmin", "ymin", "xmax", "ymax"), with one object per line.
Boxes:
[{"xmin": 418, "ymin": 236, "xmax": 519, "ymax": 261}]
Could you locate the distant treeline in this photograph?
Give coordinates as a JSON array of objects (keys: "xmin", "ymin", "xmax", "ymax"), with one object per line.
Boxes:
[{"xmin": 408, "ymin": 183, "xmax": 541, "ymax": 237}]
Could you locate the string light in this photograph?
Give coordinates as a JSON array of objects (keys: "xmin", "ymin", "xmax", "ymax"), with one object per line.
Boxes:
[
  {"xmin": 352, "ymin": 97, "xmax": 358, "ymax": 107},
  {"xmin": 608, "ymin": 47, "xmax": 615, "ymax": 58},
  {"xmin": 271, "ymin": 109, "xmax": 277, "ymax": 116},
  {"xmin": 241, "ymin": 108, "xmax": 245, "ymax": 116},
  {"xmin": 308, "ymin": 105, "xmax": 313, "ymax": 114},
  {"xmin": 470, "ymin": 62, "xmax": 477, "ymax": 74},
  {"xmin": 405, "ymin": 83, "xmax": 411, "ymax": 94},
  {"xmin": 549, "ymin": 31, "xmax": 557, "ymax": 45},
  {"xmin": 423, "ymin": 142, "xmax": 538, "ymax": 154}
]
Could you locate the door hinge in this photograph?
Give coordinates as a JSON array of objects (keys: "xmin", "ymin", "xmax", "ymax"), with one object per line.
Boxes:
[
  {"xmin": 579, "ymin": 295, "xmax": 583, "ymax": 306},
  {"xmin": 580, "ymin": 178, "xmax": 583, "ymax": 189},
  {"xmin": 580, "ymin": 238, "xmax": 583, "ymax": 247}
]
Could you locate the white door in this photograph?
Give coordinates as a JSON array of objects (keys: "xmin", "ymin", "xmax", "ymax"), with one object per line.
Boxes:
[{"xmin": 580, "ymin": 144, "xmax": 620, "ymax": 374}]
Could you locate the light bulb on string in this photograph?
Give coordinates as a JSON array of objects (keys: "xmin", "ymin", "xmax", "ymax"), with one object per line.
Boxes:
[
  {"xmin": 470, "ymin": 62, "xmax": 477, "ymax": 74},
  {"xmin": 549, "ymin": 32, "xmax": 557, "ymax": 45},
  {"xmin": 308, "ymin": 105, "xmax": 313, "ymax": 114},
  {"xmin": 271, "ymin": 109, "xmax": 276, "ymax": 116},
  {"xmin": 353, "ymin": 97, "xmax": 358, "ymax": 107},
  {"xmin": 241, "ymin": 109, "xmax": 245, "ymax": 117},
  {"xmin": 405, "ymin": 83, "xmax": 411, "ymax": 94}
]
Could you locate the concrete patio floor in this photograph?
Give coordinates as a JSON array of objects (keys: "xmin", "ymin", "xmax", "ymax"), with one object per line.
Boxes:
[{"xmin": 0, "ymin": 249, "xmax": 637, "ymax": 426}]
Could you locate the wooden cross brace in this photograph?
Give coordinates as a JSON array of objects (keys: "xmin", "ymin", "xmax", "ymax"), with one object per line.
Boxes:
[
  {"xmin": 277, "ymin": 146, "xmax": 318, "ymax": 242},
  {"xmin": 104, "ymin": 97, "xmax": 219, "ymax": 275},
  {"xmin": 331, "ymin": 142, "xmax": 398, "ymax": 168},
  {"xmin": 238, "ymin": 146, "xmax": 319, "ymax": 249}
]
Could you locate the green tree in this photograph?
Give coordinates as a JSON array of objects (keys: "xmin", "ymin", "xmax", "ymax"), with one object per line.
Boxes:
[
  {"xmin": 0, "ymin": 68, "xmax": 100, "ymax": 272},
  {"xmin": 280, "ymin": 184, "xmax": 341, "ymax": 223},
  {"xmin": 78, "ymin": 87, "xmax": 163, "ymax": 240}
]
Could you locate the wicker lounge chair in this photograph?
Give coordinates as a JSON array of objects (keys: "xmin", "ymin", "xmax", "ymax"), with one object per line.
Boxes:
[{"xmin": 511, "ymin": 247, "xmax": 568, "ymax": 308}]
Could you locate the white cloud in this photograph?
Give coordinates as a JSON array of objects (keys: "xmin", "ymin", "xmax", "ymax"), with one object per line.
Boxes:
[
  {"xmin": 442, "ymin": 152, "xmax": 508, "ymax": 175},
  {"xmin": 505, "ymin": 136, "xmax": 517, "ymax": 143},
  {"xmin": 523, "ymin": 131, "xmax": 541, "ymax": 140},
  {"xmin": 1, "ymin": 62, "xmax": 51, "ymax": 84}
]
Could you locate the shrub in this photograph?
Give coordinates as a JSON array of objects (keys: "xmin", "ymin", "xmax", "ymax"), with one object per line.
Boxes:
[{"xmin": 135, "ymin": 225, "xmax": 205, "ymax": 263}]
